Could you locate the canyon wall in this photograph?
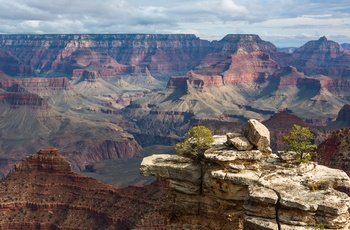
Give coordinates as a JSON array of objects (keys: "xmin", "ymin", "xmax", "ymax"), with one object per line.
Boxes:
[
  {"xmin": 0, "ymin": 34, "xmax": 214, "ymax": 80},
  {"xmin": 0, "ymin": 148, "xmax": 166, "ymax": 229},
  {"xmin": 1, "ymin": 34, "xmax": 350, "ymax": 173}
]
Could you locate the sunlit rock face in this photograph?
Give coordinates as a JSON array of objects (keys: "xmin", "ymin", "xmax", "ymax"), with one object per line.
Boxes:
[{"xmin": 141, "ymin": 119, "xmax": 350, "ymax": 229}]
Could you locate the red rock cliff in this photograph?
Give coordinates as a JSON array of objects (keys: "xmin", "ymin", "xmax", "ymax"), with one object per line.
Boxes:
[
  {"xmin": 0, "ymin": 148, "xmax": 166, "ymax": 229},
  {"xmin": 0, "ymin": 34, "xmax": 213, "ymax": 80}
]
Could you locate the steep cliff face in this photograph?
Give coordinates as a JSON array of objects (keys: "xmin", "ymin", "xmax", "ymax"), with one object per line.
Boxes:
[
  {"xmin": 0, "ymin": 77, "xmax": 69, "ymax": 89},
  {"xmin": 0, "ymin": 51, "xmax": 32, "ymax": 76},
  {"xmin": 0, "ymin": 148, "xmax": 166, "ymax": 229},
  {"xmin": 0, "ymin": 92, "xmax": 49, "ymax": 108},
  {"xmin": 336, "ymin": 104, "xmax": 350, "ymax": 122},
  {"xmin": 222, "ymin": 50, "xmax": 279, "ymax": 85},
  {"xmin": 328, "ymin": 104, "xmax": 350, "ymax": 128},
  {"xmin": 0, "ymin": 34, "xmax": 213, "ymax": 80},
  {"xmin": 194, "ymin": 34, "xmax": 278, "ymax": 76},
  {"xmin": 292, "ymin": 36, "xmax": 350, "ymax": 77},
  {"xmin": 317, "ymin": 128, "xmax": 350, "ymax": 177},
  {"xmin": 217, "ymin": 34, "xmax": 277, "ymax": 54},
  {"xmin": 0, "ymin": 74, "xmax": 55, "ymax": 108},
  {"xmin": 263, "ymin": 110, "xmax": 310, "ymax": 151},
  {"xmin": 293, "ymin": 36, "xmax": 344, "ymax": 61},
  {"xmin": 141, "ymin": 120, "xmax": 350, "ymax": 229}
]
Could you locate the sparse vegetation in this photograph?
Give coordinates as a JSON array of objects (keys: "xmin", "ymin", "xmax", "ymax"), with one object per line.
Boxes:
[
  {"xmin": 175, "ymin": 126, "xmax": 214, "ymax": 160},
  {"xmin": 307, "ymin": 222, "xmax": 325, "ymax": 230},
  {"xmin": 283, "ymin": 124, "xmax": 317, "ymax": 163},
  {"xmin": 305, "ymin": 180, "xmax": 330, "ymax": 192}
]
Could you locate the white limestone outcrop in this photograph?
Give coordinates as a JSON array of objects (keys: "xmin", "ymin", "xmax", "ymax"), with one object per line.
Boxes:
[{"xmin": 140, "ymin": 119, "xmax": 350, "ymax": 229}]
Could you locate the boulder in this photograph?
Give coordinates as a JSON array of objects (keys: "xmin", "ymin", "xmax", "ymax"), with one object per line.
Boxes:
[
  {"xmin": 213, "ymin": 135, "xmax": 228, "ymax": 146},
  {"xmin": 228, "ymin": 136, "xmax": 254, "ymax": 151},
  {"xmin": 226, "ymin": 132, "xmax": 243, "ymax": 139},
  {"xmin": 244, "ymin": 119, "xmax": 271, "ymax": 154},
  {"xmin": 277, "ymin": 150, "xmax": 299, "ymax": 162}
]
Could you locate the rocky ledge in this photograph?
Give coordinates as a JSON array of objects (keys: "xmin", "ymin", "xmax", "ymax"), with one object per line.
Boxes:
[{"xmin": 140, "ymin": 119, "xmax": 350, "ymax": 230}]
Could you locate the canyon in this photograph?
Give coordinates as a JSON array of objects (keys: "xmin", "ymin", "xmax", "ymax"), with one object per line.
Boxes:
[
  {"xmin": 0, "ymin": 33, "xmax": 350, "ymax": 229},
  {"xmin": 0, "ymin": 33, "xmax": 349, "ymax": 177}
]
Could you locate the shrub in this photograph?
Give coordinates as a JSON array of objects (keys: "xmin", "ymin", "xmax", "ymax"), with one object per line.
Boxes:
[
  {"xmin": 283, "ymin": 124, "xmax": 317, "ymax": 163},
  {"xmin": 175, "ymin": 126, "xmax": 214, "ymax": 160}
]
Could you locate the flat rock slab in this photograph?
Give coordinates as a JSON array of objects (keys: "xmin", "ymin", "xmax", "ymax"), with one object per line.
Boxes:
[
  {"xmin": 244, "ymin": 216, "xmax": 279, "ymax": 230},
  {"xmin": 303, "ymin": 165, "xmax": 350, "ymax": 189},
  {"xmin": 259, "ymin": 167, "xmax": 350, "ymax": 215},
  {"xmin": 248, "ymin": 185, "xmax": 278, "ymax": 204},
  {"xmin": 229, "ymin": 136, "xmax": 254, "ymax": 151},
  {"xmin": 212, "ymin": 135, "xmax": 227, "ymax": 146},
  {"xmin": 140, "ymin": 154, "xmax": 201, "ymax": 184},
  {"xmin": 211, "ymin": 170, "xmax": 260, "ymax": 186},
  {"xmin": 205, "ymin": 149, "xmax": 262, "ymax": 162}
]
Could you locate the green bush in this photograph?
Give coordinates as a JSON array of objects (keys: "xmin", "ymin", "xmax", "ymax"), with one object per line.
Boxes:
[
  {"xmin": 175, "ymin": 126, "xmax": 214, "ymax": 160},
  {"xmin": 283, "ymin": 124, "xmax": 317, "ymax": 163}
]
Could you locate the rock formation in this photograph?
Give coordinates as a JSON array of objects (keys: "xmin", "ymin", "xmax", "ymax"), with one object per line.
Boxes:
[
  {"xmin": 317, "ymin": 105, "xmax": 350, "ymax": 175},
  {"xmin": 263, "ymin": 110, "xmax": 311, "ymax": 151},
  {"xmin": 123, "ymin": 35, "xmax": 350, "ymax": 144},
  {"xmin": 141, "ymin": 119, "xmax": 350, "ymax": 229},
  {"xmin": 292, "ymin": 36, "xmax": 350, "ymax": 77},
  {"xmin": 317, "ymin": 128, "xmax": 350, "ymax": 177},
  {"xmin": 0, "ymin": 72, "xmax": 143, "ymax": 177},
  {"xmin": 1, "ymin": 33, "xmax": 350, "ymax": 175},
  {"xmin": 0, "ymin": 148, "xmax": 166, "ymax": 229},
  {"xmin": 336, "ymin": 104, "xmax": 350, "ymax": 123},
  {"xmin": 0, "ymin": 34, "xmax": 213, "ymax": 80}
]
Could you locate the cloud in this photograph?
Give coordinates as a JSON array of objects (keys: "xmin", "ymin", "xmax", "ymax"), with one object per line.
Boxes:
[
  {"xmin": 221, "ymin": 0, "xmax": 248, "ymax": 14},
  {"xmin": 0, "ymin": 0, "xmax": 348, "ymax": 46}
]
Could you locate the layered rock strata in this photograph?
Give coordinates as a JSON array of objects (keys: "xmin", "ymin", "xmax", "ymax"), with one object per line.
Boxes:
[
  {"xmin": 317, "ymin": 128, "xmax": 350, "ymax": 177},
  {"xmin": 140, "ymin": 119, "xmax": 350, "ymax": 229},
  {"xmin": 0, "ymin": 34, "xmax": 214, "ymax": 79},
  {"xmin": 0, "ymin": 148, "xmax": 166, "ymax": 229}
]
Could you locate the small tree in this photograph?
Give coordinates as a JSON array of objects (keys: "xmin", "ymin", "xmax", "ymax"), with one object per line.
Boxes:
[
  {"xmin": 283, "ymin": 124, "xmax": 317, "ymax": 163},
  {"xmin": 175, "ymin": 125, "xmax": 214, "ymax": 160}
]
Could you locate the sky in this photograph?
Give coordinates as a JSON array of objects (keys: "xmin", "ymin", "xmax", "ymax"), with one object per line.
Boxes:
[{"xmin": 0, "ymin": 0, "xmax": 349, "ymax": 47}]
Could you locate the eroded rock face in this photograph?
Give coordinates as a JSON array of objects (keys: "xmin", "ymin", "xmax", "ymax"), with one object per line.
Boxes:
[
  {"xmin": 0, "ymin": 34, "xmax": 213, "ymax": 80},
  {"xmin": 336, "ymin": 104, "xmax": 350, "ymax": 122},
  {"xmin": 245, "ymin": 119, "xmax": 271, "ymax": 154},
  {"xmin": 15, "ymin": 148, "xmax": 71, "ymax": 172},
  {"xmin": 0, "ymin": 148, "xmax": 166, "ymax": 229},
  {"xmin": 140, "ymin": 120, "xmax": 350, "ymax": 230},
  {"xmin": 317, "ymin": 128, "xmax": 350, "ymax": 177},
  {"xmin": 292, "ymin": 36, "xmax": 350, "ymax": 78}
]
